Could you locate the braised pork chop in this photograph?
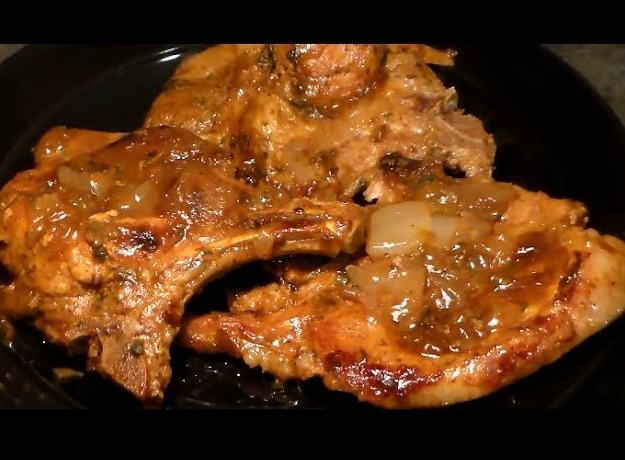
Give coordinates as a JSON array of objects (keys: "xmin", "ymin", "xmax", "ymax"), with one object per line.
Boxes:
[
  {"xmin": 0, "ymin": 125, "xmax": 367, "ymax": 403},
  {"xmin": 143, "ymin": 44, "xmax": 495, "ymax": 201},
  {"xmin": 178, "ymin": 158, "xmax": 625, "ymax": 408},
  {"xmin": 1, "ymin": 43, "xmax": 488, "ymax": 404},
  {"xmin": 148, "ymin": 44, "xmax": 625, "ymax": 407},
  {"xmin": 3, "ymin": 44, "xmax": 622, "ymax": 409}
]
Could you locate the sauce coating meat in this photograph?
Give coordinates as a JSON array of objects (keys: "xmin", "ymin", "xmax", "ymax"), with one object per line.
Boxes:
[
  {"xmin": 144, "ymin": 44, "xmax": 494, "ymax": 202},
  {"xmin": 179, "ymin": 161, "xmax": 625, "ymax": 407},
  {"xmin": 1, "ymin": 44, "xmax": 624, "ymax": 408},
  {"xmin": 0, "ymin": 125, "xmax": 366, "ymax": 402}
]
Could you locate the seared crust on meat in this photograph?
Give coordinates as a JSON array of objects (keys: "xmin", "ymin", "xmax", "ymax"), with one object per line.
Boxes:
[
  {"xmin": 178, "ymin": 186, "xmax": 625, "ymax": 408},
  {"xmin": 0, "ymin": 125, "xmax": 368, "ymax": 403},
  {"xmin": 1, "ymin": 44, "xmax": 624, "ymax": 409},
  {"xmin": 271, "ymin": 44, "xmax": 386, "ymax": 112}
]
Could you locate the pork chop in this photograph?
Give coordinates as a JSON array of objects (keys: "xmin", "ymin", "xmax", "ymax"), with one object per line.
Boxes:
[
  {"xmin": 0, "ymin": 125, "xmax": 367, "ymax": 403},
  {"xmin": 178, "ymin": 157, "xmax": 625, "ymax": 408},
  {"xmin": 143, "ymin": 44, "xmax": 495, "ymax": 201}
]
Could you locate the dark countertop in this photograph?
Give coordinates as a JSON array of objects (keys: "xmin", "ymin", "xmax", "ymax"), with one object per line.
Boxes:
[
  {"xmin": 0, "ymin": 44, "xmax": 624, "ymax": 408},
  {"xmin": 545, "ymin": 44, "xmax": 625, "ymax": 122},
  {"xmin": 0, "ymin": 44, "xmax": 22, "ymax": 63}
]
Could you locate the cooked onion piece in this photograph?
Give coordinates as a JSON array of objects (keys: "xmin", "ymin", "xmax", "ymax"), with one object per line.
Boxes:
[
  {"xmin": 346, "ymin": 255, "xmax": 427, "ymax": 327},
  {"xmin": 367, "ymin": 198, "xmax": 499, "ymax": 258},
  {"xmin": 367, "ymin": 201, "xmax": 432, "ymax": 258}
]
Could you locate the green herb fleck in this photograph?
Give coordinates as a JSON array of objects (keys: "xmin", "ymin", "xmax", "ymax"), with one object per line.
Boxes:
[
  {"xmin": 257, "ymin": 46, "xmax": 275, "ymax": 71},
  {"xmin": 129, "ymin": 339, "xmax": 145, "ymax": 357},
  {"xmin": 92, "ymin": 245, "xmax": 108, "ymax": 263}
]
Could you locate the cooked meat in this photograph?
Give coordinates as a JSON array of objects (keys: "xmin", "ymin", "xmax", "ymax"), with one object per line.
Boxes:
[
  {"xmin": 144, "ymin": 44, "xmax": 495, "ymax": 201},
  {"xmin": 178, "ymin": 172, "xmax": 625, "ymax": 408},
  {"xmin": 32, "ymin": 126, "xmax": 126, "ymax": 166},
  {"xmin": 270, "ymin": 44, "xmax": 387, "ymax": 113},
  {"xmin": 0, "ymin": 125, "xmax": 367, "ymax": 403},
  {"xmin": 148, "ymin": 45, "xmax": 625, "ymax": 408},
  {"xmin": 3, "ymin": 44, "xmax": 620, "ymax": 410},
  {"xmin": 143, "ymin": 45, "xmax": 268, "ymax": 149}
]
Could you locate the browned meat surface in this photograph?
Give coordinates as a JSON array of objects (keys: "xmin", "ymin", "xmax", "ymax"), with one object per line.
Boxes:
[
  {"xmin": 0, "ymin": 125, "xmax": 367, "ymax": 403},
  {"xmin": 179, "ymin": 168, "xmax": 625, "ymax": 407},
  {"xmin": 144, "ymin": 44, "xmax": 495, "ymax": 201},
  {"xmin": 2, "ymin": 44, "xmax": 624, "ymax": 409}
]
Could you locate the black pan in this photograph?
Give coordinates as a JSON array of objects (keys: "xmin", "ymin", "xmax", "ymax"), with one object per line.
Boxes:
[{"xmin": 0, "ymin": 44, "xmax": 624, "ymax": 409}]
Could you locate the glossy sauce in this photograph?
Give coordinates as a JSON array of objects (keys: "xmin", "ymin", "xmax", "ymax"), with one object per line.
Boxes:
[
  {"xmin": 349, "ymin": 176, "xmax": 578, "ymax": 357},
  {"xmin": 405, "ymin": 231, "xmax": 573, "ymax": 356}
]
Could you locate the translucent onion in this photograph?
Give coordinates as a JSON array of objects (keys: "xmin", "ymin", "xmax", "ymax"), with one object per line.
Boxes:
[
  {"xmin": 429, "ymin": 214, "xmax": 461, "ymax": 248},
  {"xmin": 346, "ymin": 256, "xmax": 427, "ymax": 325},
  {"xmin": 452, "ymin": 181, "xmax": 518, "ymax": 218},
  {"xmin": 112, "ymin": 180, "xmax": 159, "ymax": 216},
  {"xmin": 56, "ymin": 165, "xmax": 115, "ymax": 198},
  {"xmin": 56, "ymin": 166, "xmax": 93, "ymax": 195},
  {"xmin": 347, "ymin": 257, "xmax": 426, "ymax": 296},
  {"xmin": 367, "ymin": 200, "xmax": 431, "ymax": 258}
]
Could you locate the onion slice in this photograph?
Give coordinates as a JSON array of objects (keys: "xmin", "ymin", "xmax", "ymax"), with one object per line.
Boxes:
[{"xmin": 367, "ymin": 201, "xmax": 431, "ymax": 258}]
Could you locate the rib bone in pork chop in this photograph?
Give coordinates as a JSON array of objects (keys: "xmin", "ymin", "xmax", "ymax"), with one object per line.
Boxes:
[
  {"xmin": 178, "ymin": 156, "xmax": 625, "ymax": 408},
  {"xmin": 0, "ymin": 125, "xmax": 367, "ymax": 403}
]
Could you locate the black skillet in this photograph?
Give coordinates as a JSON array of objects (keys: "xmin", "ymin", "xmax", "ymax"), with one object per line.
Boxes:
[{"xmin": 0, "ymin": 44, "xmax": 624, "ymax": 409}]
